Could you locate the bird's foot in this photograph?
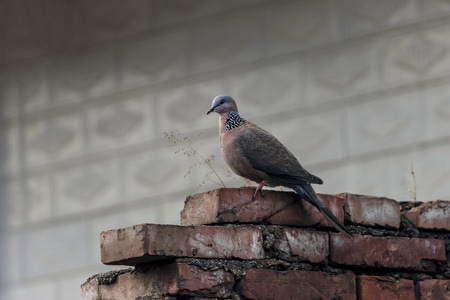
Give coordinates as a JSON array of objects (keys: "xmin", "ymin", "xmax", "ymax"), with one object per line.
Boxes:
[
  {"xmin": 254, "ymin": 181, "xmax": 267, "ymax": 199},
  {"xmin": 240, "ymin": 181, "xmax": 266, "ymax": 199}
]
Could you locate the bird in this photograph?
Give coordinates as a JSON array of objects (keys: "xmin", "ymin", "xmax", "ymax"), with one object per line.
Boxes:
[{"xmin": 206, "ymin": 95, "xmax": 351, "ymax": 237}]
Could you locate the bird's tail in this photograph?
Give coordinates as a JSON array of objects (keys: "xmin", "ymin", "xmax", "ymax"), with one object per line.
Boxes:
[{"xmin": 293, "ymin": 185, "xmax": 352, "ymax": 238}]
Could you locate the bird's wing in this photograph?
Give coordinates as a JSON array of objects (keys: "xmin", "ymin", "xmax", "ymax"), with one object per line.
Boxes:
[{"xmin": 238, "ymin": 122, "xmax": 323, "ymax": 185}]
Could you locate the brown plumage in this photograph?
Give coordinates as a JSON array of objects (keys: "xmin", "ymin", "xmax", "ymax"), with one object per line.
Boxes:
[{"xmin": 207, "ymin": 95, "xmax": 351, "ymax": 237}]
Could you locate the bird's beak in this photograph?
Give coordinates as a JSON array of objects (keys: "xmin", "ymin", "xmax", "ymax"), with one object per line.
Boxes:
[{"xmin": 206, "ymin": 107, "xmax": 215, "ymax": 115}]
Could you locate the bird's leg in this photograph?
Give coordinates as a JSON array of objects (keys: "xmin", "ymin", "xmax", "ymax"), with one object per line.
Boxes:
[
  {"xmin": 239, "ymin": 181, "xmax": 267, "ymax": 199},
  {"xmin": 252, "ymin": 181, "xmax": 266, "ymax": 199}
]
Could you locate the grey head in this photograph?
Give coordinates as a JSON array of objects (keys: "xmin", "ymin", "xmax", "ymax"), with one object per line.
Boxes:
[{"xmin": 206, "ymin": 95, "xmax": 238, "ymax": 115}]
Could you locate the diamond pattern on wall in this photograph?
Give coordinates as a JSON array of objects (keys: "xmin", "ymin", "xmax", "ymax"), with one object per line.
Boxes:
[
  {"xmin": 134, "ymin": 159, "xmax": 179, "ymax": 188},
  {"xmin": 31, "ymin": 123, "xmax": 75, "ymax": 155},
  {"xmin": 274, "ymin": 15, "xmax": 325, "ymax": 44},
  {"xmin": 124, "ymin": 47, "xmax": 172, "ymax": 78},
  {"xmin": 271, "ymin": 110, "xmax": 341, "ymax": 165},
  {"xmin": 357, "ymin": 105, "xmax": 412, "ymax": 144},
  {"xmin": 18, "ymin": 64, "xmax": 49, "ymax": 111},
  {"xmin": 61, "ymin": 72, "xmax": 104, "ymax": 93},
  {"xmin": 232, "ymin": 61, "xmax": 301, "ymax": 109},
  {"xmin": 26, "ymin": 175, "xmax": 52, "ymax": 223},
  {"xmin": 313, "ymin": 51, "xmax": 369, "ymax": 92},
  {"xmin": 395, "ymin": 34, "xmax": 448, "ymax": 74},
  {"xmin": 266, "ymin": 1, "xmax": 331, "ymax": 55},
  {"xmin": 120, "ymin": 33, "xmax": 187, "ymax": 86},
  {"xmin": 66, "ymin": 170, "xmax": 110, "ymax": 202},
  {"xmin": 359, "ymin": 115, "xmax": 410, "ymax": 144},
  {"xmin": 348, "ymin": 0, "xmax": 403, "ymax": 25},
  {"xmin": 0, "ymin": 125, "xmax": 19, "ymax": 174},
  {"xmin": 51, "ymin": 50, "xmax": 115, "ymax": 101},
  {"xmin": 315, "ymin": 60, "xmax": 368, "ymax": 92},
  {"xmin": 0, "ymin": 76, "xmax": 19, "ymax": 117},
  {"xmin": 346, "ymin": 90, "xmax": 421, "ymax": 157},
  {"xmin": 96, "ymin": 108, "xmax": 143, "ymax": 139},
  {"xmin": 160, "ymin": 78, "xmax": 225, "ymax": 131},
  {"xmin": 1, "ymin": 180, "xmax": 24, "ymax": 226},
  {"xmin": 195, "ymin": 23, "xmax": 254, "ymax": 60},
  {"xmin": 166, "ymin": 93, "xmax": 205, "ymax": 124},
  {"xmin": 189, "ymin": 13, "xmax": 260, "ymax": 73}
]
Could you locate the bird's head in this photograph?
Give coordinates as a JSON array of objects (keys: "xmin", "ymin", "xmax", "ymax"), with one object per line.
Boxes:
[{"xmin": 206, "ymin": 95, "xmax": 238, "ymax": 115}]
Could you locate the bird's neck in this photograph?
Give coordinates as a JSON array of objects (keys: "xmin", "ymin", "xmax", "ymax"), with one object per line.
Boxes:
[{"xmin": 224, "ymin": 110, "xmax": 245, "ymax": 130}]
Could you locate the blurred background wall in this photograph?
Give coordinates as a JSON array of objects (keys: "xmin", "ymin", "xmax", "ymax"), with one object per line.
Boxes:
[{"xmin": 1, "ymin": 0, "xmax": 450, "ymax": 299}]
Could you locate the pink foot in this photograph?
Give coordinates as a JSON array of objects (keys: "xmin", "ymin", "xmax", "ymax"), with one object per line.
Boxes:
[{"xmin": 241, "ymin": 181, "xmax": 266, "ymax": 199}]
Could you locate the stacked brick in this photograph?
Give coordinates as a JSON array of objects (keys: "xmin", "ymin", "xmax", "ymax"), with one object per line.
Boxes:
[{"xmin": 82, "ymin": 188, "xmax": 450, "ymax": 300}]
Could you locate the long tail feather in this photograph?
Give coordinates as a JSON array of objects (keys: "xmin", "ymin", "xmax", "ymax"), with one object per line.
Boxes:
[{"xmin": 293, "ymin": 185, "xmax": 352, "ymax": 237}]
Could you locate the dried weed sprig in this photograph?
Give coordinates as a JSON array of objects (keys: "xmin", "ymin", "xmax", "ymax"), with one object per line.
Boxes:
[
  {"xmin": 164, "ymin": 130, "xmax": 234, "ymax": 189},
  {"xmin": 408, "ymin": 162, "xmax": 417, "ymax": 201}
]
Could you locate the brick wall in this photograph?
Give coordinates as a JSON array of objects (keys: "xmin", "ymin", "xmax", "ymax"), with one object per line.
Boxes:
[{"xmin": 82, "ymin": 188, "xmax": 450, "ymax": 299}]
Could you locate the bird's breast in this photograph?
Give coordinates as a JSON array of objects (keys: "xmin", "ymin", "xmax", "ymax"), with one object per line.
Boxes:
[{"xmin": 219, "ymin": 128, "xmax": 268, "ymax": 184}]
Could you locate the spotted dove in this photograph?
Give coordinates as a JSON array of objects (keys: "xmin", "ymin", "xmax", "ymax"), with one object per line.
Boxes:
[{"xmin": 207, "ymin": 95, "xmax": 351, "ymax": 237}]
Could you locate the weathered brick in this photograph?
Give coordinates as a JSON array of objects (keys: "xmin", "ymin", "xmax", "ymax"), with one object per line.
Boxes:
[
  {"xmin": 330, "ymin": 234, "xmax": 446, "ymax": 271},
  {"xmin": 340, "ymin": 193, "xmax": 401, "ymax": 228},
  {"xmin": 81, "ymin": 276, "xmax": 100, "ymax": 300},
  {"xmin": 81, "ymin": 262, "xmax": 234, "ymax": 299},
  {"xmin": 181, "ymin": 188, "xmax": 346, "ymax": 230},
  {"xmin": 404, "ymin": 200, "xmax": 450, "ymax": 231},
  {"xmin": 101, "ymin": 224, "xmax": 264, "ymax": 265},
  {"xmin": 238, "ymin": 269, "xmax": 356, "ymax": 299},
  {"xmin": 273, "ymin": 228, "xmax": 329, "ymax": 263},
  {"xmin": 419, "ymin": 279, "xmax": 450, "ymax": 300},
  {"xmin": 356, "ymin": 276, "xmax": 415, "ymax": 300}
]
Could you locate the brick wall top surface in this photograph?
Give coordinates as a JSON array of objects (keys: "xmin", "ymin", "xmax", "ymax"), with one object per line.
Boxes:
[
  {"xmin": 86, "ymin": 189, "xmax": 450, "ymax": 300},
  {"xmin": 181, "ymin": 188, "xmax": 347, "ymax": 228}
]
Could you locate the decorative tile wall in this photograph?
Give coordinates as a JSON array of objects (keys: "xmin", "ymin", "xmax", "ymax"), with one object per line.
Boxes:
[{"xmin": 2, "ymin": 1, "xmax": 450, "ymax": 299}]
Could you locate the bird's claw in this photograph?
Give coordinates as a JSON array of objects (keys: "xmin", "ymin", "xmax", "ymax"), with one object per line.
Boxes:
[
  {"xmin": 240, "ymin": 181, "xmax": 267, "ymax": 200},
  {"xmin": 252, "ymin": 188, "xmax": 265, "ymax": 199},
  {"xmin": 240, "ymin": 186, "xmax": 263, "ymax": 197}
]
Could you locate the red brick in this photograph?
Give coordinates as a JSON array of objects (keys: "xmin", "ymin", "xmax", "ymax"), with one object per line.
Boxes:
[
  {"xmin": 81, "ymin": 262, "xmax": 234, "ymax": 299},
  {"xmin": 81, "ymin": 277, "xmax": 100, "ymax": 300},
  {"xmin": 419, "ymin": 279, "xmax": 450, "ymax": 300},
  {"xmin": 273, "ymin": 228, "xmax": 329, "ymax": 263},
  {"xmin": 101, "ymin": 224, "xmax": 264, "ymax": 265},
  {"xmin": 238, "ymin": 269, "xmax": 356, "ymax": 299},
  {"xmin": 404, "ymin": 200, "xmax": 450, "ymax": 231},
  {"xmin": 181, "ymin": 188, "xmax": 346, "ymax": 230},
  {"xmin": 340, "ymin": 193, "xmax": 401, "ymax": 228},
  {"xmin": 330, "ymin": 234, "xmax": 446, "ymax": 271},
  {"xmin": 356, "ymin": 276, "xmax": 415, "ymax": 300}
]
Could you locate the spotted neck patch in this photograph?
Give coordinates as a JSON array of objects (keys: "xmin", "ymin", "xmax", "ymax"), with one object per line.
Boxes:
[{"xmin": 225, "ymin": 111, "xmax": 245, "ymax": 130}]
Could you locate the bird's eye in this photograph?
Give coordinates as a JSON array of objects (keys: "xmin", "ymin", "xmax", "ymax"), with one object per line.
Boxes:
[{"xmin": 220, "ymin": 99, "xmax": 225, "ymax": 104}]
